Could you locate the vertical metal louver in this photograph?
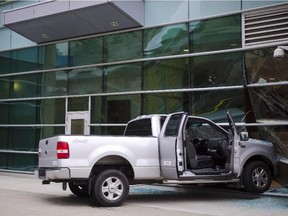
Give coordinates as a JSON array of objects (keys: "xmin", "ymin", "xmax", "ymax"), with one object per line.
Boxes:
[{"xmin": 243, "ymin": 3, "xmax": 288, "ymax": 47}]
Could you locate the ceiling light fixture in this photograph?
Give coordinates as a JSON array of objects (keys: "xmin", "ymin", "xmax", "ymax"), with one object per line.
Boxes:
[
  {"xmin": 41, "ymin": 33, "xmax": 50, "ymax": 39},
  {"xmin": 110, "ymin": 21, "xmax": 119, "ymax": 27}
]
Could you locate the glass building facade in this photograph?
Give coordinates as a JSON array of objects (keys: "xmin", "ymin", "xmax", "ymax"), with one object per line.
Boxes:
[{"xmin": 0, "ymin": 0, "xmax": 288, "ymax": 172}]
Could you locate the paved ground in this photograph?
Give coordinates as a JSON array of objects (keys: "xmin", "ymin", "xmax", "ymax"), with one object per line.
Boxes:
[{"xmin": 0, "ymin": 172, "xmax": 287, "ymax": 216}]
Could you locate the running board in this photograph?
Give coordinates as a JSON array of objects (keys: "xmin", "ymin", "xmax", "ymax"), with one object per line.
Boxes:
[{"xmin": 163, "ymin": 178, "xmax": 240, "ymax": 185}]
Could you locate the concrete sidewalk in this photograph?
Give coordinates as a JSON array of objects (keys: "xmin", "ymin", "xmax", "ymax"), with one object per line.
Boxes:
[{"xmin": 0, "ymin": 172, "xmax": 287, "ymax": 216}]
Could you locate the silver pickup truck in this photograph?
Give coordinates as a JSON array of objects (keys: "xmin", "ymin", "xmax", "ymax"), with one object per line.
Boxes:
[{"xmin": 37, "ymin": 112, "xmax": 279, "ymax": 207}]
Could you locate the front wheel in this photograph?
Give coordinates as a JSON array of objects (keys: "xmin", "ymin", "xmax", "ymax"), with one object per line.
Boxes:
[
  {"xmin": 243, "ymin": 161, "xmax": 272, "ymax": 193},
  {"xmin": 92, "ymin": 169, "xmax": 129, "ymax": 207}
]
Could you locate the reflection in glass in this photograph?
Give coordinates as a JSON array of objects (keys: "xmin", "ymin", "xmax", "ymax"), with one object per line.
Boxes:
[
  {"xmin": 143, "ymin": 93, "xmax": 185, "ymax": 114},
  {"xmin": 105, "ymin": 63, "xmax": 141, "ymax": 93},
  {"xmin": 38, "ymin": 42, "xmax": 69, "ymax": 69},
  {"xmin": 9, "ymin": 127, "xmax": 39, "ymax": 151},
  {"xmin": 40, "ymin": 126, "xmax": 65, "ymax": 139},
  {"xmin": 11, "ymin": 47, "xmax": 38, "ymax": 73},
  {"xmin": 189, "ymin": 15, "xmax": 241, "ymax": 53},
  {"xmin": 41, "ymin": 70, "xmax": 68, "ymax": 96},
  {"xmin": 104, "ymin": 31, "xmax": 142, "ymax": 62},
  {"xmin": 0, "ymin": 51, "xmax": 11, "ymax": 74},
  {"xmin": 144, "ymin": 58, "xmax": 189, "ymax": 90},
  {"xmin": 40, "ymin": 98, "xmax": 65, "ymax": 124},
  {"xmin": 11, "ymin": 74, "xmax": 40, "ymax": 98},
  {"xmin": 144, "ymin": 23, "xmax": 189, "ymax": 58},
  {"xmin": 245, "ymin": 48, "xmax": 288, "ymax": 84},
  {"xmin": 68, "ymin": 67, "xmax": 102, "ymax": 95},
  {"xmin": 6, "ymin": 153, "xmax": 37, "ymax": 172},
  {"xmin": 69, "ymin": 37, "xmax": 103, "ymax": 66},
  {"xmin": 190, "ymin": 89, "xmax": 245, "ymax": 123},
  {"xmin": 0, "ymin": 77, "xmax": 10, "ymax": 99},
  {"xmin": 191, "ymin": 52, "xmax": 243, "ymax": 88},
  {"xmin": 9, "ymin": 101, "xmax": 37, "ymax": 124}
]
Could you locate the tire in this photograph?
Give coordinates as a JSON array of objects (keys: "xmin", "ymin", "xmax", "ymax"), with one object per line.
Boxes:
[
  {"xmin": 69, "ymin": 183, "xmax": 90, "ymax": 197},
  {"xmin": 92, "ymin": 169, "xmax": 129, "ymax": 207},
  {"xmin": 243, "ymin": 161, "xmax": 272, "ymax": 193}
]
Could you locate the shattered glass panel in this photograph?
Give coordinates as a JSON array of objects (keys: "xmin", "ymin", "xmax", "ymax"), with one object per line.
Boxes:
[
  {"xmin": 258, "ymin": 126, "xmax": 288, "ymax": 158},
  {"xmin": 249, "ymin": 86, "xmax": 288, "ymax": 121},
  {"xmin": 245, "ymin": 48, "xmax": 288, "ymax": 84}
]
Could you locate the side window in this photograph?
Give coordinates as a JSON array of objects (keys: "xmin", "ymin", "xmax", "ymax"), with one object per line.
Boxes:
[
  {"xmin": 164, "ymin": 114, "xmax": 182, "ymax": 136},
  {"xmin": 186, "ymin": 118, "xmax": 226, "ymax": 139},
  {"xmin": 124, "ymin": 119, "xmax": 152, "ymax": 136},
  {"xmin": 159, "ymin": 116, "xmax": 167, "ymax": 130}
]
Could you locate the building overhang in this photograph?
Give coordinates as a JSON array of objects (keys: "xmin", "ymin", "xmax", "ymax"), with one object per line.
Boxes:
[{"xmin": 3, "ymin": 0, "xmax": 144, "ymax": 44}]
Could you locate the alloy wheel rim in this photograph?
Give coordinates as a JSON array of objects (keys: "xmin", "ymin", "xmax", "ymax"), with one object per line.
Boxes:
[
  {"xmin": 252, "ymin": 167, "xmax": 268, "ymax": 188},
  {"xmin": 101, "ymin": 177, "xmax": 123, "ymax": 201}
]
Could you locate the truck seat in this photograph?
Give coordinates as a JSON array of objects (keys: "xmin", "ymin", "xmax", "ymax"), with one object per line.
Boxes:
[{"xmin": 185, "ymin": 133, "xmax": 214, "ymax": 169}]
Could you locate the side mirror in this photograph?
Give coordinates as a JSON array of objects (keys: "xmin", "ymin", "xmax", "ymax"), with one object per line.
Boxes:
[{"xmin": 240, "ymin": 131, "xmax": 249, "ymax": 141}]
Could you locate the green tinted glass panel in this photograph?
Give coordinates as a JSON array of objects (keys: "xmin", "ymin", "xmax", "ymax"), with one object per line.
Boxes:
[
  {"xmin": 9, "ymin": 101, "xmax": 37, "ymax": 124},
  {"xmin": 105, "ymin": 63, "xmax": 141, "ymax": 93},
  {"xmin": 90, "ymin": 126, "xmax": 126, "ymax": 136},
  {"xmin": 40, "ymin": 126, "xmax": 65, "ymax": 139},
  {"xmin": 7, "ymin": 153, "xmax": 37, "ymax": 172},
  {"xmin": 0, "ymin": 77, "xmax": 10, "ymax": 99},
  {"xmin": 0, "ymin": 128, "xmax": 8, "ymax": 149},
  {"xmin": 190, "ymin": 89, "xmax": 245, "ymax": 123},
  {"xmin": 0, "ymin": 51, "xmax": 11, "ymax": 74},
  {"xmin": 105, "ymin": 95, "xmax": 141, "ymax": 123},
  {"xmin": 143, "ymin": 93, "xmax": 185, "ymax": 114},
  {"xmin": 0, "ymin": 153, "xmax": 7, "ymax": 169},
  {"xmin": 68, "ymin": 67, "xmax": 102, "ymax": 95},
  {"xmin": 68, "ymin": 97, "xmax": 89, "ymax": 111},
  {"xmin": 9, "ymin": 127, "xmax": 39, "ymax": 151},
  {"xmin": 11, "ymin": 73, "xmax": 39, "ymax": 98},
  {"xmin": 38, "ymin": 42, "xmax": 68, "ymax": 69},
  {"xmin": 70, "ymin": 37, "xmax": 103, "ymax": 66},
  {"xmin": 0, "ymin": 102, "xmax": 9, "ymax": 124},
  {"xmin": 91, "ymin": 96, "xmax": 102, "ymax": 124},
  {"xmin": 191, "ymin": 52, "xmax": 243, "ymax": 87},
  {"xmin": 104, "ymin": 31, "xmax": 141, "ymax": 62},
  {"xmin": 11, "ymin": 47, "xmax": 38, "ymax": 73},
  {"xmin": 189, "ymin": 15, "xmax": 241, "ymax": 52},
  {"xmin": 41, "ymin": 70, "xmax": 68, "ymax": 96},
  {"xmin": 245, "ymin": 48, "xmax": 288, "ymax": 84},
  {"xmin": 40, "ymin": 98, "xmax": 65, "ymax": 124},
  {"xmin": 144, "ymin": 58, "xmax": 189, "ymax": 90},
  {"xmin": 144, "ymin": 23, "xmax": 189, "ymax": 58}
]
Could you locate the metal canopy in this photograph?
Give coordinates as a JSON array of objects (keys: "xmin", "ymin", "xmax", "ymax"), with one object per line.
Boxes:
[{"xmin": 3, "ymin": 0, "xmax": 144, "ymax": 43}]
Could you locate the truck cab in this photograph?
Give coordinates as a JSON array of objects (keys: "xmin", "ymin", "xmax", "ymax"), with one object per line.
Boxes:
[{"xmin": 159, "ymin": 112, "xmax": 278, "ymax": 193}]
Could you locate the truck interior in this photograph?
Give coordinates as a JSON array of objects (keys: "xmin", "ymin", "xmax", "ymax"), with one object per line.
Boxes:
[{"xmin": 184, "ymin": 117, "xmax": 232, "ymax": 175}]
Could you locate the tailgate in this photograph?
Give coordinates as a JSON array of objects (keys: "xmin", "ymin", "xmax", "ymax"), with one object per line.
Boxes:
[{"xmin": 38, "ymin": 136, "xmax": 60, "ymax": 167}]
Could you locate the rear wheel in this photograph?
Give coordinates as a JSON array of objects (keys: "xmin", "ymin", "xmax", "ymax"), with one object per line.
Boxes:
[
  {"xmin": 68, "ymin": 183, "xmax": 90, "ymax": 197},
  {"xmin": 243, "ymin": 161, "xmax": 272, "ymax": 193},
  {"xmin": 92, "ymin": 169, "xmax": 129, "ymax": 207}
]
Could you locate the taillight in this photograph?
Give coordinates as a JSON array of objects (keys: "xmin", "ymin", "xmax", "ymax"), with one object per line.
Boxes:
[{"xmin": 57, "ymin": 141, "xmax": 69, "ymax": 159}]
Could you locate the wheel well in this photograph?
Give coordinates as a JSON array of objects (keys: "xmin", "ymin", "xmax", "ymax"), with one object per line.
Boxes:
[
  {"xmin": 243, "ymin": 155, "xmax": 275, "ymax": 177},
  {"xmin": 91, "ymin": 155, "xmax": 135, "ymax": 181}
]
